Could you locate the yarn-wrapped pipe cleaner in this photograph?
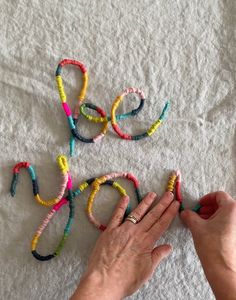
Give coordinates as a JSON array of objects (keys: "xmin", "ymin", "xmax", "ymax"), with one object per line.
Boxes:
[
  {"xmin": 73, "ymin": 177, "xmax": 131, "ymax": 216},
  {"xmin": 10, "ymin": 155, "xmax": 70, "ymax": 207},
  {"xmin": 111, "ymin": 87, "xmax": 170, "ymax": 140},
  {"xmin": 87, "ymin": 172, "xmax": 142, "ymax": 230},
  {"xmin": 31, "ymin": 198, "xmax": 70, "ymax": 261},
  {"xmin": 79, "ymin": 93, "xmax": 145, "ymax": 123},
  {"xmin": 31, "ymin": 173, "xmax": 74, "ymax": 261},
  {"xmin": 31, "ymin": 178, "xmax": 130, "ymax": 261},
  {"xmin": 166, "ymin": 170, "xmax": 202, "ymax": 213},
  {"xmin": 56, "ymin": 59, "xmax": 109, "ymax": 156},
  {"xmin": 56, "ymin": 59, "xmax": 170, "ymax": 155}
]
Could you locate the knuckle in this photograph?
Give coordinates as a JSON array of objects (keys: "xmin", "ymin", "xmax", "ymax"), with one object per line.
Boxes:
[
  {"xmin": 133, "ymin": 209, "xmax": 143, "ymax": 219},
  {"xmin": 148, "ymin": 192, "xmax": 157, "ymax": 198},
  {"xmin": 158, "ymin": 196, "xmax": 172, "ymax": 209},
  {"xmin": 216, "ymin": 191, "xmax": 229, "ymax": 198},
  {"xmin": 118, "ymin": 203, "xmax": 126, "ymax": 210},
  {"xmin": 157, "ymin": 202, "xmax": 166, "ymax": 212},
  {"xmin": 148, "ymin": 209, "xmax": 158, "ymax": 218},
  {"xmin": 169, "ymin": 203, "xmax": 179, "ymax": 215},
  {"xmin": 111, "ymin": 212, "xmax": 123, "ymax": 224},
  {"xmin": 163, "ymin": 195, "xmax": 173, "ymax": 205},
  {"xmin": 158, "ymin": 218, "xmax": 168, "ymax": 228},
  {"xmin": 142, "ymin": 196, "xmax": 152, "ymax": 206},
  {"xmin": 114, "ymin": 214, "xmax": 122, "ymax": 221},
  {"xmin": 143, "ymin": 192, "xmax": 157, "ymax": 204}
]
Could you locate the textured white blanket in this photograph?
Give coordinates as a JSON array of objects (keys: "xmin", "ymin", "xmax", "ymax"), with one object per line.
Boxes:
[{"xmin": 1, "ymin": 0, "xmax": 235, "ymax": 299}]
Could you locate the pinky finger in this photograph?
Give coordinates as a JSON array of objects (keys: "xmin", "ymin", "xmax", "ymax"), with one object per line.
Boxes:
[{"xmin": 107, "ymin": 196, "xmax": 130, "ymax": 229}]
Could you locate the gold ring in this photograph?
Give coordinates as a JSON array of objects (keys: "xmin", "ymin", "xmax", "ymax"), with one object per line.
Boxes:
[{"xmin": 125, "ymin": 215, "xmax": 139, "ymax": 224}]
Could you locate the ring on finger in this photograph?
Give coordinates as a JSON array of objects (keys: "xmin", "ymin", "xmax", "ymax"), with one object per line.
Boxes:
[{"xmin": 125, "ymin": 215, "xmax": 139, "ymax": 224}]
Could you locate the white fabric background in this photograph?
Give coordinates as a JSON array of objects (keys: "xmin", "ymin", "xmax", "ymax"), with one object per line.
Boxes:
[{"xmin": 0, "ymin": 0, "xmax": 235, "ymax": 299}]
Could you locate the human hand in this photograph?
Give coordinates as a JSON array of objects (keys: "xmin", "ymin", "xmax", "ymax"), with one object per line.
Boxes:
[
  {"xmin": 181, "ymin": 191, "xmax": 236, "ymax": 300},
  {"xmin": 71, "ymin": 192, "xmax": 179, "ymax": 300}
]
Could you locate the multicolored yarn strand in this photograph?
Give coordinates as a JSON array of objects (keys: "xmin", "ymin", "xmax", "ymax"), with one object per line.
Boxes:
[
  {"xmin": 87, "ymin": 172, "xmax": 141, "ymax": 230},
  {"xmin": 10, "ymin": 155, "xmax": 70, "ymax": 207},
  {"xmin": 79, "ymin": 91, "xmax": 145, "ymax": 123},
  {"xmin": 9, "ymin": 59, "xmax": 196, "ymax": 263},
  {"xmin": 55, "ymin": 59, "xmax": 170, "ymax": 155},
  {"xmin": 10, "ymin": 157, "xmax": 142, "ymax": 261},
  {"xmin": 31, "ymin": 177, "xmax": 75, "ymax": 261},
  {"xmin": 166, "ymin": 170, "xmax": 202, "ymax": 213},
  {"xmin": 111, "ymin": 87, "xmax": 170, "ymax": 140},
  {"xmin": 56, "ymin": 59, "xmax": 90, "ymax": 156},
  {"xmin": 30, "ymin": 177, "xmax": 138, "ymax": 261},
  {"xmin": 10, "ymin": 155, "xmax": 203, "ymax": 262}
]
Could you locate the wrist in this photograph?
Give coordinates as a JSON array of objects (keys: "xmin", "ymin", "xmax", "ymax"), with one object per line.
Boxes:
[
  {"xmin": 201, "ymin": 261, "xmax": 236, "ymax": 299},
  {"xmin": 71, "ymin": 270, "xmax": 124, "ymax": 300},
  {"xmin": 207, "ymin": 270, "xmax": 236, "ymax": 299},
  {"xmin": 194, "ymin": 241, "xmax": 236, "ymax": 299}
]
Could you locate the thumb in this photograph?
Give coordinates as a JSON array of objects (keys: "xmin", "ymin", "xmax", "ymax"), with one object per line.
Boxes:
[
  {"xmin": 151, "ymin": 244, "xmax": 172, "ymax": 268},
  {"xmin": 180, "ymin": 209, "xmax": 203, "ymax": 233}
]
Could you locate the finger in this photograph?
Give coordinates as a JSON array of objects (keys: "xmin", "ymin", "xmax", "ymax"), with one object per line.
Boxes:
[
  {"xmin": 148, "ymin": 201, "xmax": 179, "ymax": 239},
  {"xmin": 199, "ymin": 191, "xmax": 233, "ymax": 207},
  {"xmin": 199, "ymin": 206, "xmax": 217, "ymax": 215},
  {"xmin": 123, "ymin": 192, "xmax": 157, "ymax": 227},
  {"xmin": 215, "ymin": 191, "xmax": 234, "ymax": 206},
  {"xmin": 180, "ymin": 209, "xmax": 204, "ymax": 234},
  {"xmin": 151, "ymin": 244, "xmax": 172, "ymax": 268},
  {"xmin": 199, "ymin": 193, "xmax": 217, "ymax": 206},
  {"xmin": 149, "ymin": 194, "xmax": 160, "ymax": 210},
  {"xmin": 199, "ymin": 214, "xmax": 211, "ymax": 219},
  {"xmin": 139, "ymin": 192, "xmax": 174, "ymax": 231},
  {"xmin": 107, "ymin": 196, "xmax": 129, "ymax": 229}
]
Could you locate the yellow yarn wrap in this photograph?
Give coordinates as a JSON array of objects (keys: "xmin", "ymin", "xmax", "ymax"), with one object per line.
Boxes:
[
  {"xmin": 56, "ymin": 75, "xmax": 66, "ymax": 103},
  {"xmin": 33, "ymin": 155, "xmax": 69, "ymax": 207},
  {"xmin": 112, "ymin": 182, "xmax": 127, "ymax": 196},
  {"xmin": 31, "ymin": 234, "xmax": 39, "ymax": 251},
  {"xmin": 147, "ymin": 119, "xmax": 162, "ymax": 136},
  {"xmin": 111, "ymin": 95, "xmax": 123, "ymax": 125},
  {"xmin": 57, "ymin": 155, "xmax": 69, "ymax": 174},
  {"xmin": 34, "ymin": 194, "xmax": 58, "ymax": 207},
  {"xmin": 166, "ymin": 173, "xmax": 177, "ymax": 193},
  {"xmin": 79, "ymin": 73, "xmax": 88, "ymax": 101},
  {"xmin": 83, "ymin": 114, "xmax": 107, "ymax": 123},
  {"xmin": 79, "ymin": 182, "xmax": 89, "ymax": 192},
  {"xmin": 87, "ymin": 178, "xmax": 127, "ymax": 214},
  {"xmin": 56, "ymin": 72, "xmax": 88, "ymax": 104}
]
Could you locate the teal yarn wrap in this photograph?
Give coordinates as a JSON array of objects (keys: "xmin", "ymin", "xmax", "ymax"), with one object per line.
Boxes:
[
  {"xmin": 159, "ymin": 101, "xmax": 170, "ymax": 121},
  {"xmin": 28, "ymin": 165, "xmax": 36, "ymax": 180}
]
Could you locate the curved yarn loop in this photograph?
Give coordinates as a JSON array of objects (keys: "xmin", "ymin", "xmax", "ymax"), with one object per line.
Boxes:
[
  {"xmin": 55, "ymin": 59, "xmax": 170, "ymax": 155},
  {"xmin": 31, "ymin": 178, "xmax": 134, "ymax": 261},
  {"xmin": 87, "ymin": 172, "xmax": 142, "ymax": 230},
  {"xmin": 111, "ymin": 87, "xmax": 170, "ymax": 140},
  {"xmin": 10, "ymin": 155, "xmax": 203, "ymax": 262},
  {"xmin": 10, "ymin": 155, "xmax": 70, "ymax": 207}
]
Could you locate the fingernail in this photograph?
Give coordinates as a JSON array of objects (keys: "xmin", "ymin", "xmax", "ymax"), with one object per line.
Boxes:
[
  {"xmin": 149, "ymin": 192, "xmax": 157, "ymax": 199},
  {"xmin": 166, "ymin": 191, "xmax": 174, "ymax": 200},
  {"xmin": 123, "ymin": 196, "xmax": 129, "ymax": 203},
  {"xmin": 173, "ymin": 201, "xmax": 180, "ymax": 208}
]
